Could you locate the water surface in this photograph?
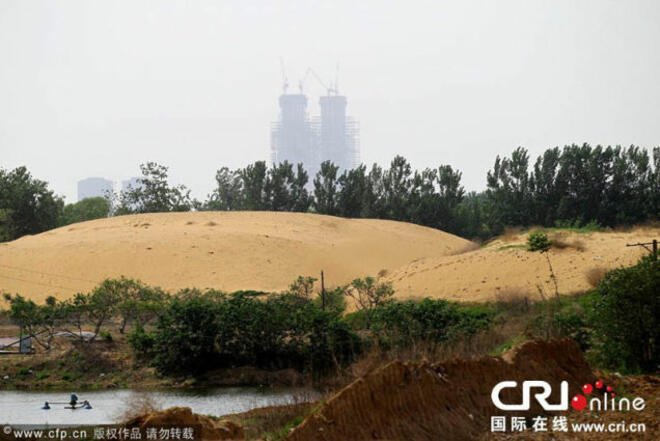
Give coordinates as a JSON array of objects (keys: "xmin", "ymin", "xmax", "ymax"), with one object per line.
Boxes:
[{"xmin": 0, "ymin": 387, "xmax": 315, "ymax": 426}]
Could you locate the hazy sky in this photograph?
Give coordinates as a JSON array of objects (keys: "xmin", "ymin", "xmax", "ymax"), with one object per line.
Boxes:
[{"xmin": 1, "ymin": 0, "xmax": 659, "ymax": 202}]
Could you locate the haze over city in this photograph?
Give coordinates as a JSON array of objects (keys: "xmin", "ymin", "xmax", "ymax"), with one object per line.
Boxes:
[{"xmin": 1, "ymin": 0, "xmax": 659, "ymax": 202}]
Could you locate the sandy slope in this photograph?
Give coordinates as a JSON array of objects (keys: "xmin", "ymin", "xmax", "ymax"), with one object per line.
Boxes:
[
  {"xmin": 385, "ymin": 227, "xmax": 659, "ymax": 302},
  {"xmin": 0, "ymin": 211, "xmax": 470, "ymax": 302}
]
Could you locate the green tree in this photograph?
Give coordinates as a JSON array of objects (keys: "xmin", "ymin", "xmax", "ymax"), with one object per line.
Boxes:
[
  {"xmin": 527, "ymin": 231, "xmax": 558, "ymax": 299},
  {"xmin": 314, "ymin": 285, "xmax": 347, "ymax": 315},
  {"xmin": 265, "ymin": 162, "xmax": 296, "ymax": 211},
  {"xmin": 530, "ymin": 147, "xmax": 561, "ymax": 225},
  {"xmin": 114, "ymin": 277, "xmax": 167, "ymax": 334},
  {"xmin": 151, "ymin": 295, "xmax": 221, "ymax": 375},
  {"xmin": 0, "ymin": 166, "xmax": 63, "ymax": 241},
  {"xmin": 382, "ymin": 156, "xmax": 413, "ymax": 221},
  {"xmin": 58, "ymin": 197, "xmax": 109, "ymax": 226},
  {"xmin": 205, "ymin": 167, "xmax": 243, "ymax": 211},
  {"xmin": 238, "ymin": 161, "xmax": 269, "ymax": 210},
  {"xmin": 487, "ymin": 147, "xmax": 532, "ymax": 227},
  {"xmin": 590, "ymin": 257, "xmax": 659, "ymax": 373},
  {"xmin": 291, "ymin": 163, "xmax": 311, "ymax": 212},
  {"xmin": 83, "ymin": 279, "xmax": 125, "ymax": 342},
  {"xmin": 113, "ymin": 162, "xmax": 192, "ymax": 214},
  {"xmin": 2, "ymin": 294, "xmax": 63, "ymax": 350},
  {"xmin": 347, "ymin": 277, "xmax": 395, "ymax": 329},
  {"xmin": 313, "ymin": 161, "xmax": 340, "ymax": 215},
  {"xmin": 288, "ymin": 276, "xmax": 317, "ymax": 299},
  {"xmin": 337, "ymin": 165, "xmax": 370, "ymax": 218},
  {"xmin": 652, "ymin": 147, "xmax": 660, "ymax": 216}
]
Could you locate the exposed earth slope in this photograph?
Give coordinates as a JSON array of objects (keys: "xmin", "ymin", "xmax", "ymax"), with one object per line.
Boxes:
[{"xmin": 287, "ymin": 339, "xmax": 596, "ymax": 441}]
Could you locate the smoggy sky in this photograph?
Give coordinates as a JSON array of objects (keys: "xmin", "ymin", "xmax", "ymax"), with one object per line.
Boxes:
[{"xmin": 1, "ymin": 0, "xmax": 659, "ymax": 202}]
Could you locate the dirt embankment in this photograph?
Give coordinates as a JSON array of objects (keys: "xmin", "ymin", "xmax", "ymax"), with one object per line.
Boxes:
[
  {"xmin": 125, "ymin": 407, "xmax": 244, "ymax": 441},
  {"xmin": 287, "ymin": 339, "xmax": 595, "ymax": 441}
]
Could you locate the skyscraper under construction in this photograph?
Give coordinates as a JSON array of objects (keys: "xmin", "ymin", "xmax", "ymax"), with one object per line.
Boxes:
[{"xmin": 271, "ymin": 84, "xmax": 359, "ymax": 179}]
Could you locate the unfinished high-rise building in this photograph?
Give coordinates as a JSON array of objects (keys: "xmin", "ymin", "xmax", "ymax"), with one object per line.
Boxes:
[
  {"xmin": 315, "ymin": 95, "xmax": 360, "ymax": 171},
  {"xmin": 271, "ymin": 87, "xmax": 359, "ymax": 179},
  {"xmin": 271, "ymin": 93, "xmax": 319, "ymax": 176}
]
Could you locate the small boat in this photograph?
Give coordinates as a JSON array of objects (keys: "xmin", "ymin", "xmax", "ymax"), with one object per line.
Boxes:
[{"xmin": 42, "ymin": 394, "xmax": 92, "ymax": 410}]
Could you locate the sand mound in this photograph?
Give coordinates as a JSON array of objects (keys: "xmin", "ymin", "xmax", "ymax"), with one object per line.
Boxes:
[
  {"xmin": 0, "ymin": 211, "xmax": 470, "ymax": 302},
  {"xmin": 385, "ymin": 227, "xmax": 660, "ymax": 302},
  {"xmin": 125, "ymin": 407, "xmax": 244, "ymax": 440},
  {"xmin": 288, "ymin": 339, "xmax": 594, "ymax": 441}
]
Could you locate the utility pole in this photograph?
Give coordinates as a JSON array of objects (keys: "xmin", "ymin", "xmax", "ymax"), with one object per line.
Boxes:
[
  {"xmin": 321, "ymin": 270, "xmax": 326, "ymax": 311},
  {"xmin": 626, "ymin": 239, "xmax": 658, "ymax": 261}
]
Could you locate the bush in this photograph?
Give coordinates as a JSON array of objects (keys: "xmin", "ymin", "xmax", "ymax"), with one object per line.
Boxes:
[
  {"xmin": 150, "ymin": 295, "xmax": 221, "ymax": 375},
  {"xmin": 370, "ymin": 299, "xmax": 492, "ymax": 348},
  {"xmin": 589, "ymin": 257, "xmax": 659, "ymax": 373},
  {"xmin": 127, "ymin": 322, "xmax": 156, "ymax": 359},
  {"xmin": 527, "ymin": 231, "xmax": 551, "ymax": 252},
  {"xmin": 313, "ymin": 286, "xmax": 347, "ymax": 315},
  {"xmin": 141, "ymin": 290, "xmax": 361, "ymax": 377}
]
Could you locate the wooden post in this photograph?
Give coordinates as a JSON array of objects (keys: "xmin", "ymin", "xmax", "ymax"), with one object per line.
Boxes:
[
  {"xmin": 321, "ymin": 270, "xmax": 326, "ymax": 311},
  {"xmin": 626, "ymin": 239, "xmax": 658, "ymax": 261}
]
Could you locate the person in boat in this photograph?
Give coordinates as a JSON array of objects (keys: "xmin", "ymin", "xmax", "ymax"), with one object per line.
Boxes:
[{"xmin": 69, "ymin": 393, "xmax": 78, "ymax": 408}]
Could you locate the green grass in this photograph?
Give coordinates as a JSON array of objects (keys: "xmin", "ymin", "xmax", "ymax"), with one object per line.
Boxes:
[
  {"xmin": 496, "ymin": 244, "xmax": 527, "ymax": 251},
  {"xmin": 61, "ymin": 371, "xmax": 82, "ymax": 382},
  {"xmin": 35, "ymin": 371, "xmax": 50, "ymax": 380},
  {"xmin": 263, "ymin": 416, "xmax": 305, "ymax": 441},
  {"xmin": 489, "ymin": 335, "xmax": 527, "ymax": 356}
]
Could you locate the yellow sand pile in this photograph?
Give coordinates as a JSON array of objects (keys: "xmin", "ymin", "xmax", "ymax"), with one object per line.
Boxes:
[
  {"xmin": 384, "ymin": 227, "xmax": 659, "ymax": 302},
  {"xmin": 1, "ymin": 212, "xmax": 656, "ymax": 303},
  {"xmin": 0, "ymin": 211, "xmax": 470, "ymax": 302}
]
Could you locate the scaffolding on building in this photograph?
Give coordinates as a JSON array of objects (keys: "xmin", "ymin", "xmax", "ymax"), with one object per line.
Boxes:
[{"xmin": 271, "ymin": 92, "xmax": 360, "ymax": 178}]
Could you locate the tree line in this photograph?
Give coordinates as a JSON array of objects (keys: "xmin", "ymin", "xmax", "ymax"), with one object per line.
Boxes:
[
  {"xmin": 2, "ymin": 143, "xmax": 659, "ymax": 242},
  {"xmin": 4, "ymin": 252, "xmax": 656, "ymax": 375},
  {"xmin": 2, "ymin": 274, "xmax": 491, "ymax": 376}
]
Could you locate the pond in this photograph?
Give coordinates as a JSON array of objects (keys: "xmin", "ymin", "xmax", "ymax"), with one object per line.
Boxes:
[{"xmin": 0, "ymin": 387, "xmax": 316, "ymax": 426}]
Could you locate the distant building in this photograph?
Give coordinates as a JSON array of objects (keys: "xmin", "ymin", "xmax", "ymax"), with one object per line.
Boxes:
[
  {"xmin": 271, "ymin": 90, "xmax": 359, "ymax": 179},
  {"xmin": 122, "ymin": 177, "xmax": 141, "ymax": 193},
  {"xmin": 316, "ymin": 95, "xmax": 359, "ymax": 172},
  {"xmin": 77, "ymin": 177, "xmax": 113, "ymax": 202},
  {"xmin": 271, "ymin": 94, "xmax": 320, "ymax": 177}
]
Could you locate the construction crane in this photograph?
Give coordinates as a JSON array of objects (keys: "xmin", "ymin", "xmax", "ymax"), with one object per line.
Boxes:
[
  {"xmin": 279, "ymin": 57, "xmax": 289, "ymax": 94},
  {"xmin": 299, "ymin": 67, "xmax": 337, "ymax": 96}
]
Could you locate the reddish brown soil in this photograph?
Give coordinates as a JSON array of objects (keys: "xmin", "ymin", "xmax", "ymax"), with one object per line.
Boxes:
[
  {"xmin": 125, "ymin": 407, "xmax": 244, "ymax": 440},
  {"xmin": 288, "ymin": 339, "xmax": 597, "ymax": 441}
]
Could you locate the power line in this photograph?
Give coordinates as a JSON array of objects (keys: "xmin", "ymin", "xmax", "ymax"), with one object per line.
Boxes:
[
  {"xmin": 0, "ymin": 263, "xmax": 96, "ymax": 283},
  {"xmin": 0, "ymin": 273, "xmax": 80, "ymax": 292}
]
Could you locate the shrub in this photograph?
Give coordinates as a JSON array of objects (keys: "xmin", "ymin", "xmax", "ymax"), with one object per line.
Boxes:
[
  {"xmin": 589, "ymin": 257, "xmax": 659, "ymax": 373},
  {"xmin": 346, "ymin": 277, "xmax": 395, "ymax": 328},
  {"xmin": 127, "ymin": 322, "xmax": 155, "ymax": 359},
  {"xmin": 150, "ymin": 295, "xmax": 221, "ymax": 375},
  {"xmin": 142, "ymin": 289, "xmax": 361, "ymax": 377},
  {"xmin": 527, "ymin": 231, "xmax": 551, "ymax": 252},
  {"xmin": 313, "ymin": 286, "xmax": 347, "ymax": 315},
  {"xmin": 370, "ymin": 299, "xmax": 492, "ymax": 348},
  {"xmin": 35, "ymin": 371, "xmax": 50, "ymax": 380}
]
